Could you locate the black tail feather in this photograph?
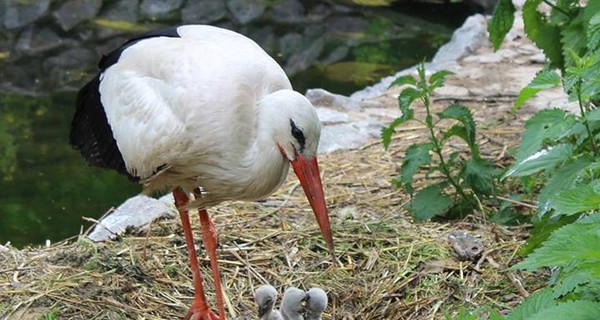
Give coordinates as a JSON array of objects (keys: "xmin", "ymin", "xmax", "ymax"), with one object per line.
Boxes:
[{"xmin": 69, "ymin": 75, "xmax": 139, "ymax": 182}]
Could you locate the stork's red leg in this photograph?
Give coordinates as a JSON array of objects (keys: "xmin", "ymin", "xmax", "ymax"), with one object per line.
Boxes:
[
  {"xmin": 197, "ymin": 208, "xmax": 227, "ymax": 320},
  {"xmin": 173, "ymin": 187, "xmax": 221, "ymax": 320}
]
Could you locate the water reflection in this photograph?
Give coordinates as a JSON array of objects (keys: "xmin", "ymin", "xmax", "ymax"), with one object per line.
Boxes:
[{"xmin": 0, "ymin": 93, "xmax": 140, "ymax": 247}]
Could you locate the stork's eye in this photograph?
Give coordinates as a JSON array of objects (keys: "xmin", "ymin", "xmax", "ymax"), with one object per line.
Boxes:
[{"xmin": 290, "ymin": 119, "xmax": 305, "ymax": 151}]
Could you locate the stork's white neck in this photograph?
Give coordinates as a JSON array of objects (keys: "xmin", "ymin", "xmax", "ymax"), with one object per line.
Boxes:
[{"xmin": 233, "ymin": 90, "xmax": 298, "ymax": 200}]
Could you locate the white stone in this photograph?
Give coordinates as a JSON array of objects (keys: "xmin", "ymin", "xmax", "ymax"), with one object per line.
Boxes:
[{"xmin": 87, "ymin": 194, "xmax": 177, "ymax": 242}]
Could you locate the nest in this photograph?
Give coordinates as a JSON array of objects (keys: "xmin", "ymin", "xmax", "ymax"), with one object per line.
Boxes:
[{"xmin": 0, "ymin": 96, "xmax": 545, "ymax": 319}]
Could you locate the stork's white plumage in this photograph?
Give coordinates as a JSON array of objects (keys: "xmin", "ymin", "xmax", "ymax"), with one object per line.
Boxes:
[{"xmin": 70, "ymin": 25, "xmax": 335, "ymax": 320}]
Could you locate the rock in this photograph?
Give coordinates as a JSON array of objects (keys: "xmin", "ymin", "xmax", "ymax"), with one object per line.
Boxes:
[
  {"xmin": 434, "ymin": 85, "xmax": 470, "ymax": 97},
  {"xmin": 3, "ymin": 0, "xmax": 50, "ymax": 29},
  {"xmin": 42, "ymin": 46, "xmax": 96, "ymax": 89},
  {"xmin": 87, "ymin": 194, "xmax": 177, "ymax": 242},
  {"xmin": 278, "ymin": 32, "xmax": 303, "ymax": 61},
  {"xmin": 307, "ymin": 2, "xmax": 332, "ymax": 21},
  {"xmin": 0, "ymin": 62, "xmax": 43, "ymax": 94},
  {"xmin": 462, "ymin": 48, "xmax": 518, "ymax": 64},
  {"xmin": 448, "ymin": 230, "xmax": 483, "ymax": 261},
  {"xmin": 285, "ymin": 31, "xmax": 325, "ymax": 75},
  {"xmin": 326, "ymin": 16, "xmax": 368, "ymax": 34},
  {"xmin": 279, "ymin": 25, "xmax": 325, "ymax": 75},
  {"xmin": 316, "ymin": 107, "xmax": 350, "ymax": 124},
  {"xmin": 269, "ymin": 0, "xmax": 305, "ymax": 24},
  {"xmin": 320, "ymin": 46, "xmax": 349, "ymax": 65},
  {"xmin": 52, "ymin": 0, "xmax": 103, "ymax": 31},
  {"xmin": 306, "ymin": 88, "xmax": 363, "ymax": 111},
  {"xmin": 140, "ymin": 0, "xmax": 183, "ymax": 21},
  {"xmin": 0, "ymin": 3, "xmax": 5, "ymax": 30},
  {"xmin": 98, "ymin": 0, "xmax": 140, "ymax": 22},
  {"xmin": 181, "ymin": 0, "xmax": 227, "ymax": 24},
  {"xmin": 245, "ymin": 25, "xmax": 276, "ymax": 54},
  {"xmin": 318, "ymin": 121, "xmax": 379, "ymax": 154},
  {"xmin": 43, "ymin": 46, "xmax": 95, "ymax": 70},
  {"xmin": 226, "ymin": 0, "xmax": 267, "ymax": 24},
  {"xmin": 431, "ymin": 14, "xmax": 487, "ymax": 65},
  {"xmin": 16, "ymin": 26, "xmax": 63, "ymax": 55}
]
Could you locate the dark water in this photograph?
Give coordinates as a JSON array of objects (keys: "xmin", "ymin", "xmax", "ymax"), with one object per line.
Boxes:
[
  {"xmin": 0, "ymin": 93, "xmax": 141, "ymax": 247},
  {"xmin": 0, "ymin": 5, "xmax": 477, "ymax": 248}
]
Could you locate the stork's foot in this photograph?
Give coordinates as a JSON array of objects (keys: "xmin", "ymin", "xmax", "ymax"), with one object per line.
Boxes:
[{"xmin": 183, "ymin": 301, "xmax": 221, "ymax": 320}]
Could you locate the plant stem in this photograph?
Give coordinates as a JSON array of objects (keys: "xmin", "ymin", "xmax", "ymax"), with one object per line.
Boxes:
[
  {"xmin": 576, "ymin": 83, "xmax": 598, "ymax": 155},
  {"xmin": 422, "ymin": 97, "xmax": 468, "ymax": 199},
  {"xmin": 542, "ymin": 0, "xmax": 572, "ymax": 18}
]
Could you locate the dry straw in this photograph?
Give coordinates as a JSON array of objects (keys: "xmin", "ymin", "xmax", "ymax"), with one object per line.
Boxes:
[{"xmin": 1, "ymin": 98, "xmax": 544, "ymax": 319}]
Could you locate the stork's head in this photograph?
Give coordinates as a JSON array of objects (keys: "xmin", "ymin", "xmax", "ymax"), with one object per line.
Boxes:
[
  {"xmin": 254, "ymin": 284, "xmax": 278, "ymax": 318},
  {"xmin": 281, "ymin": 287, "xmax": 306, "ymax": 319},
  {"xmin": 261, "ymin": 89, "xmax": 335, "ymax": 262},
  {"xmin": 273, "ymin": 96, "xmax": 321, "ymax": 163},
  {"xmin": 306, "ymin": 288, "xmax": 328, "ymax": 319}
]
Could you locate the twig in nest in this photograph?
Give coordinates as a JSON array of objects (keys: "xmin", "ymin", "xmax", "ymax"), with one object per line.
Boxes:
[
  {"xmin": 496, "ymin": 196, "xmax": 537, "ymax": 209},
  {"xmin": 507, "ymin": 271, "xmax": 529, "ymax": 298}
]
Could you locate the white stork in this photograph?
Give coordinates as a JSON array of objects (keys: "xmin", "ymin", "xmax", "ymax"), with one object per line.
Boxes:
[{"xmin": 70, "ymin": 25, "xmax": 335, "ymax": 320}]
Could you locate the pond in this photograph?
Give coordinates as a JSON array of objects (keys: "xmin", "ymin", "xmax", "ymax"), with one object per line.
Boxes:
[{"xmin": 0, "ymin": 1, "xmax": 479, "ymax": 248}]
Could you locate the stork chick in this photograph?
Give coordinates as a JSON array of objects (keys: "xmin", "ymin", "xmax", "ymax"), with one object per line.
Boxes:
[
  {"xmin": 305, "ymin": 288, "xmax": 328, "ymax": 320},
  {"xmin": 255, "ymin": 285, "xmax": 283, "ymax": 320},
  {"xmin": 281, "ymin": 287, "xmax": 306, "ymax": 320}
]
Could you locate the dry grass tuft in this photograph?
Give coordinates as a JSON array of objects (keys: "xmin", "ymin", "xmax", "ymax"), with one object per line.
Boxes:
[{"xmin": 1, "ymin": 99, "xmax": 544, "ymax": 319}]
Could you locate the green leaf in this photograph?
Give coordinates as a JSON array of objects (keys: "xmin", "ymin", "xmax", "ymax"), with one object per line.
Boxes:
[
  {"xmin": 585, "ymin": 107, "xmax": 600, "ymax": 122},
  {"xmin": 514, "ymin": 69, "xmax": 561, "ymax": 111},
  {"xmin": 527, "ymin": 300, "xmax": 600, "ymax": 320},
  {"xmin": 503, "ymin": 144, "xmax": 574, "ymax": 178},
  {"xmin": 461, "ymin": 157, "xmax": 496, "ymax": 196},
  {"xmin": 408, "ymin": 185, "xmax": 453, "ymax": 221},
  {"xmin": 550, "ymin": 184, "xmax": 600, "ymax": 216},
  {"xmin": 389, "ymin": 74, "xmax": 417, "ymax": 88},
  {"xmin": 399, "ymin": 142, "xmax": 433, "ymax": 193},
  {"xmin": 561, "ymin": 11, "xmax": 588, "ymax": 69},
  {"xmin": 491, "ymin": 203, "xmax": 529, "ymax": 225},
  {"xmin": 382, "ymin": 86, "xmax": 420, "ymax": 149},
  {"xmin": 521, "ymin": 214, "xmax": 578, "ymax": 255},
  {"xmin": 586, "ymin": 0, "xmax": 600, "ymax": 51},
  {"xmin": 438, "ymin": 103, "xmax": 477, "ymax": 152},
  {"xmin": 538, "ymin": 156, "xmax": 594, "ymax": 215},
  {"xmin": 398, "ymin": 87, "xmax": 422, "ymax": 114},
  {"xmin": 506, "ymin": 288, "xmax": 556, "ymax": 320},
  {"xmin": 552, "ymin": 267, "xmax": 594, "ymax": 298},
  {"xmin": 523, "ymin": 0, "xmax": 564, "ymax": 69},
  {"xmin": 428, "ymin": 70, "xmax": 454, "ymax": 90},
  {"xmin": 488, "ymin": 0, "xmax": 517, "ymax": 50},
  {"xmin": 441, "ymin": 125, "xmax": 471, "ymax": 153},
  {"xmin": 382, "ymin": 117, "xmax": 409, "ymax": 149},
  {"xmin": 515, "ymin": 108, "xmax": 576, "ymax": 162},
  {"xmin": 514, "ymin": 213, "xmax": 600, "ymax": 271}
]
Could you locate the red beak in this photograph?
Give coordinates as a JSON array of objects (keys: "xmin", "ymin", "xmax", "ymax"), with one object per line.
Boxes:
[{"xmin": 289, "ymin": 150, "xmax": 336, "ymax": 262}]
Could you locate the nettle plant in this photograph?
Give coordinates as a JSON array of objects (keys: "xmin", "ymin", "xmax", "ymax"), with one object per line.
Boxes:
[
  {"xmin": 381, "ymin": 64, "xmax": 497, "ymax": 221},
  {"xmin": 459, "ymin": 0, "xmax": 600, "ymax": 318}
]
